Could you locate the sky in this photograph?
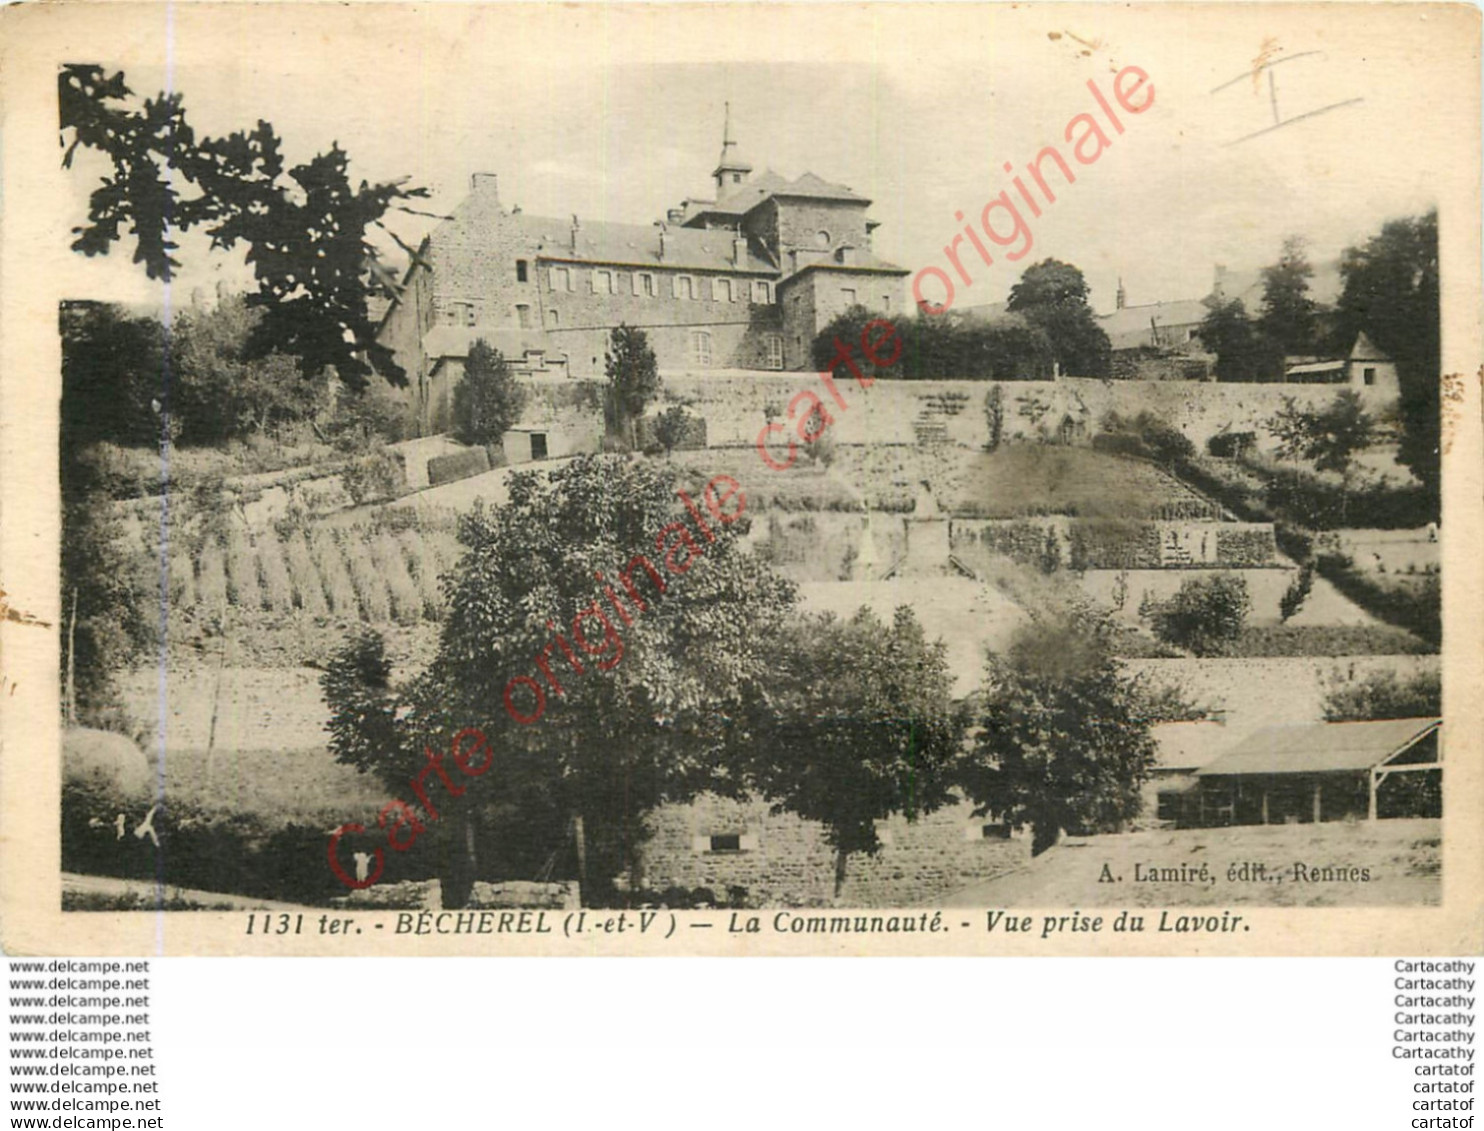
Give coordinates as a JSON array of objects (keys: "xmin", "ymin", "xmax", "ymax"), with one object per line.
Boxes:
[{"xmin": 55, "ymin": 4, "xmax": 1456, "ymax": 318}]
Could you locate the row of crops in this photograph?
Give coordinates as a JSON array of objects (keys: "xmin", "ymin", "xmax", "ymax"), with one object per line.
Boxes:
[{"xmin": 148, "ymin": 515, "xmax": 464, "ymax": 626}]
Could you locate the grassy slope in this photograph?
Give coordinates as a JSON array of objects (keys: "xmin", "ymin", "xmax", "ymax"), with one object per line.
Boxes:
[{"xmin": 944, "ymin": 818, "xmax": 1440, "ymax": 907}]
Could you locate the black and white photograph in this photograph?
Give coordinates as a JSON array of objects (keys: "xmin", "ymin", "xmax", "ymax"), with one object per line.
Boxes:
[{"xmin": 4, "ymin": 2, "xmax": 1479, "ymax": 954}]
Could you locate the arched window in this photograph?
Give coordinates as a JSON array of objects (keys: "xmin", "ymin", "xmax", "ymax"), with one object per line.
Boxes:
[{"xmin": 815, "ymin": 230, "xmax": 831, "ymax": 248}]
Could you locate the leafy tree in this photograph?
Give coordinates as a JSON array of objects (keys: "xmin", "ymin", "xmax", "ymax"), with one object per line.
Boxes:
[
  {"xmin": 605, "ymin": 324, "xmax": 661, "ymax": 448},
  {"xmin": 1142, "ymin": 573, "xmax": 1251, "ymax": 656},
  {"xmin": 59, "ymin": 64, "xmax": 426, "ymax": 391},
  {"xmin": 1270, "ymin": 390, "xmax": 1375, "ymax": 475},
  {"xmin": 1258, "ymin": 236, "xmax": 1318, "ymax": 355},
  {"xmin": 957, "ymin": 611, "xmax": 1157, "ymax": 855},
  {"xmin": 59, "ymin": 302, "xmax": 166, "ymax": 453},
  {"xmin": 812, "ymin": 305, "xmax": 904, "ymax": 381},
  {"xmin": 1199, "ymin": 299, "xmax": 1281, "ymax": 382},
  {"xmin": 171, "ymin": 295, "xmax": 324, "ymax": 443},
  {"xmin": 1332, "ymin": 210, "xmax": 1440, "ymax": 504},
  {"xmin": 747, "ymin": 607, "xmax": 964, "ymax": 899},
  {"xmin": 323, "ymin": 455, "xmax": 798, "ymax": 906},
  {"xmin": 1006, "ymin": 259, "xmax": 1111, "ymax": 377},
  {"xmin": 451, "ymin": 340, "xmax": 526, "ymax": 447},
  {"xmin": 1323, "ymin": 669, "xmax": 1440, "ymax": 721},
  {"xmin": 650, "ymin": 404, "xmax": 692, "ymax": 457}
]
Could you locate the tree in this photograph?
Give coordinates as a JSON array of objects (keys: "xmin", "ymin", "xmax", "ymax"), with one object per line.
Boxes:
[
  {"xmin": 984, "ymin": 386, "xmax": 1005, "ymax": 451},
  {"xmin": 1332, "ymin": 210, "xmax": 1440, "ymax": 504},
  {"xmin": 59, "ymin": 64, "xmax": 426, "ymax": 391},
  {"xmin": 1006, "ymin": 259, "xmax": 1111, "ymax": 377},
  {"xmin": 650, "ymin": 404, "xmax": 692, "ymax": 457},
  {"xmin": 812, "ymin": 305, "xmax": 904, "ymax": 380},
  {"xmin": 1199, "ymin": 299, "xmax": 1280, "ymax": 382},
  {"xmin": 1258, "ymin": 236, "xmax": 1318, "ymax": 355},
  {"xmin": 605, "ymin": 324, "xmax": 660, "ymax": 448},
  {"xmin": 1278, "ymin": 564, "xmax": 1315, "ymax": 623},
  {"xmin": 1142, "ymin": 573, "xmax": 1250, "ymax": 656},
  {"xmin": 451, "ymin": 340, "xmax": 526, "ymax": 447},
  {"xmin": 957, "ymin": 611, "xmax": 1157, "ymax": 855},
  {"xmin": 171, "ymin": 295, "xmax": 324, "ymax": 444},
  {"xmin": 323, "ymin": 455, "xmax": 798, "ymax": 906},
  {"xmin": 1323, "ymin": 669, "xmax": 1440, "ymax": 721},
  {"xmin": 747, "ymin": 607, "xmax": 964, "ymax": 899},
  {"xmin": 1270, "ymin": 390, "xmax": 1375, "ymax": 474}
]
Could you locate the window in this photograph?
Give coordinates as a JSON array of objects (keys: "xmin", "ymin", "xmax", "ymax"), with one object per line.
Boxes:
[
  {"xmin": 816, "ymin": 229, "xmax": 831, "ymax": 248},
  {"xmin": 1364, "ymin": 366, "xmax": 1377, "ymax": 385},
  {"xmin": 593, "ymin": 269, "xmax": 614, "ymax": 295},
  {"xmin": 841, "ymin": 288, "xmax": 857, "ymax": 307},
  {"xmin": 965, "ymin": 822, "xmax": 1013, "ymax": 841},
  {"xmin": 515, "ymin": 304, "xmax": 532, "ymax": 329},
  {"xmin": 708, "ymin": 834, "xmax": 741, "ymax": 853},
  {"xmin": 550, "ymin": 266, "xmax": 571, "ymax": 292},
  {"xmin": 443, "ymin": 305, "xmax": 458, "ymax": 326},
  {"xmin": 691, "ymin": 330, "xmax": 713, "ymax": 367},
  {"xmin": 753, "ymin": 280, "xmax": 771, "ymax": 304},
  {"xmin": 548, "ymin": 309, "xmax": 559, "ymax": 327},
  {"xmin": 463, "ymin": 303, "xmax": 476, "ymax": 327},
  {"xmin": 765, "ymin": 334, "xmax": 784, "ymax": 371},
  {"xmin": 715, "ymin": 278, "xmax": 733, "ymax": 302},
  {"xmin": 732, "ymin": 173, "xmax": 742, "ymax": 184},
  {"xmin": 530, "ymin": 433, "xmax": 548, "ymax": 460},
  {"xmin": 883, "ymin": 295, "xmax": 891, "ymax": 311},
  {"xmin": 516, "ymin": 260, "xmax": 529, "ymax": 283},
  {"xmin": 635, "ymin": 272, "xmax": 655, "ymax": 297},
  {"xmin": 675, "ymin": 275, "xmax": 695, "ymax": 301}
]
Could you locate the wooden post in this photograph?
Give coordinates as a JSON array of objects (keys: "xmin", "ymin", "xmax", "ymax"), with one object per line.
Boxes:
[
  {"xmin": 65, "ymin": 588, "xmax": 78, "ymax": 726},
  {"xmin": 1261, "ymin": 785, "xmax": 1269, "ymax": 826},
  {"xmin": 1368, "ymin": 771, "xmax": 1379, "ymax": 820},
  {"xmin": 1312, "ymin": 781, "xmax": 1323, "ymax": 823},
  {"xmin": 572, "ymin": 815, "xmax": 587, "ymax": 895}
]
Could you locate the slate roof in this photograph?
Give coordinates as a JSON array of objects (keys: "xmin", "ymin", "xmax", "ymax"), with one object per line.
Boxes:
[
  {"xmin": 1097, "ymin": 299, "xmax": 1212, "ymax": 351},
  {"xmin": 513, "ymin": 212, "xmax": 777, "ymax": 274},
  {"xmin": 1149, "ymin": 721, "xmax": 1234, "ymax": 773},
  {"xmin": 1350, "ymin": 330, "xmax": 1389, "ymax": 361},
  {"xmin": 1196, "ymin": 718, "xmax": 1440, "ymax": 777}
]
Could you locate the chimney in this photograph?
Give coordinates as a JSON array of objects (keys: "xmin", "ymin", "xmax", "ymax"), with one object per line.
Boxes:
[
  {"xmin": 657, "ymin": 221, "xmax": 667, "ymax": 262},
  {"xmin": 1116, "ymin": 277, "xmax": 1126, "ymax": 310},
  {"xmin": 667, "ymin": 206, "xmax": 685, "ymax": 224},
  {"xmin": 470, "ymin": 172, "xmax": 500, "ymax": 201},
  {"xmin": 1213, "ymin": 264, "xmax": 1228, "ymax": 299},
  {"xmin": 570, "ymin": 214, "xmax": 580, "ymax": 253},
  {"xmin": 733, "ymin": 234, "xmax": 748, "ymax": 265}
]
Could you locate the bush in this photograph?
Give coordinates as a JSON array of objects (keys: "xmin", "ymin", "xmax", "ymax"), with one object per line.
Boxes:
[
  {"xmin": 1096, "ymin": 410, "xmax": 1196, "ymax": 465},
  {"xmin": 1142, "ymin": 573, "xmax": 1250, "ymax": 655},
  {"xmin": 452, "ymin": 340, "xmax": 527, "ymax": 446},
  {"xmin": 1324, "ymin": 669, "xmax": 1441, "ymax": 720},
  {"xmin": 427, "ymin": 447, "xmax": 491, "ymax": 487},
  {"xmin": 1207, "ymin": 431, "xmax": 1257, "ymax": 458},
  {"xmin": 329, "ymin": 390, "xmax": 416, "ymax": 451},
  {"xmin": 1216, "ymin": 624, "xmax": 1431, "ymax": 657},
  {"xmin": 343, "ymin": 449, "xmax": 403, "ymax": 505},
  {"xmin": 1316, "ymin": 563, "xmax": 1440, "ymax": 647},
  {"xmin": 1279, "ymin": 564, "xmax": 1315, "ymax": 622}
]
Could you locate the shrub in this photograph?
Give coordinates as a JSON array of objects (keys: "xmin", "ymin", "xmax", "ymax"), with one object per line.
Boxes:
[
  {"xmin": 310, "ymin": 526, "xmax": 359, "ymax": 616},
  {"xmin": 1142, "ymin": 573, "xmax": 1250, "ymax": 655},
  {"xmin": 328, "ymin": 390, "xmax": 416, "ymax": 450},
  {"xmin": 343, "ymin": 449, "xmax": 403, "ymax": 505},
  {"xmin": 1215, "ymin": 527, "xmax": 1277, "ymax": 568},
  {"xmin": 1207, "ymin": 431, "xmax": 1256, "ymax": 458},
  {"xmin": 197, "ymin": 538, "xmax": 229, "ymax": 611},
  {"xmin": 283, "ymin": 529, "xmax": 329, "ymax": 615},
  {"xmin": 1279, "ymin": 564, "xmax": 1315, "ymax": 622},
  {"xmin": 1217, "ymin": 624, "xmax": 1431, "ymax": 657},
  {"xmin": 224, "ymin": 526, "xmax": 260, "ymax": 610},
  {"xmin": 427, "ymin": 447, "xmax": 491, "ymax": 487},
  {"xmin": 1324, "ymin": 669, "xmax": 1441, "ymax": 720},
  {"xmin": 255, "ymin": 531, "xmax": 295, "ymax": 614},
  {"xmin": 372, "ymin": 532, "xmax": 423, "ymax": 625},
  {"xmin": 339, "ymin": 528, "xmax": 391, "ymax": 622},
  {"xmin": 1316, "ymin": 563, "xmax": 1440, "ymax": 647}
]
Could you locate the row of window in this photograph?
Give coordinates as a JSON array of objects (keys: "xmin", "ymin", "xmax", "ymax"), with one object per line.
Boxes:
[
  {"xmin": 547, "ymin": 264, "xmax": 772, "ymax": 304},
  {"xmin": 688, "ymin": 329, "xmax": 784, "ymax": 370}
]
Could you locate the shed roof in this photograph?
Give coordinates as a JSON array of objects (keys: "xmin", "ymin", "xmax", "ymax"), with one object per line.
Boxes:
[
  {"xmin": 1196, "ymin": 717, "xmax": 1440, "ymax": 777},
  {"xmin": 1150, "ymin": 721, "xmax": 1233, "ymax": 772}
]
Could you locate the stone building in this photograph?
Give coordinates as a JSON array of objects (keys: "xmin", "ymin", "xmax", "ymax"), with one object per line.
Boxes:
[{"xmin": 375, "ymin": 108, "xmax": 909, "ymax": 434}]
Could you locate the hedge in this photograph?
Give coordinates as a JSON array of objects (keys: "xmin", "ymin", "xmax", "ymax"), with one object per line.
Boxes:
[
  {"xmin": 1068, "ymin": 522, "xmax": 1161, "ymax": 570},
  {"xmin": 1213, "ymin": 527, "xmax": 1277, "ymax": 568},
  {"xmin": 1214, "ymin": 623, "xmax": 1434, "ymax": 658},
  {"xmin": 427, "ymin": 446, "xmax": 491, "ymax": 487},
  {"xmin": 1316, "ymin": 560, "xmax": 1441, "ymax": 647}
]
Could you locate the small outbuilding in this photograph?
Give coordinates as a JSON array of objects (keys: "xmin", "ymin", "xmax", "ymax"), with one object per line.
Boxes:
[{"xmin": 1193, "ymin": 717, "xmax": 1441, "ymax": 826}]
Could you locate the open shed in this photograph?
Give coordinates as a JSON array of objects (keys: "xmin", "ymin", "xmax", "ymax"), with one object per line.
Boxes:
[{"xmin": 1192, "ymin": 717, "xmax": 1441, "ymax": 826}]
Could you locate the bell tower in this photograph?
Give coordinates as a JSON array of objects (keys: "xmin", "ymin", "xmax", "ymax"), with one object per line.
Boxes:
[{"xmin": 712, "ymin": 102, "xmax": 753, "ymax": 197}]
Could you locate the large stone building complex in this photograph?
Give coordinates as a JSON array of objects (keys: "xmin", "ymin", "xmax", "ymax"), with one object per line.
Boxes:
[{"xmin": 375, "ymin": 109, "xmax": 909, "ymax": 434}]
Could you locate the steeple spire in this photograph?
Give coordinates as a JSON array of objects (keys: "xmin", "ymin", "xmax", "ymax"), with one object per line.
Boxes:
[{"xmin": 713, "ymin": 101, "xmax": 753, "ymax": 196}]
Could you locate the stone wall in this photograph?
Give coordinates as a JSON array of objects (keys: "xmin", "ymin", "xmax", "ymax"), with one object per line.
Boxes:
[
  {"xmin": 657, "ymin": 373, "xmax": 1392, "ymax": 453},
  {"xmin": 639, "ymin": 793, "xmax": 1029, "ymax": 908}
]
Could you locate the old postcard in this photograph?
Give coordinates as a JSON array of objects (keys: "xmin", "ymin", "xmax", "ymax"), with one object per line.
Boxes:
[{"xmin": 1, "ymin": 2, "xmax": 1479, "ymax": 956}]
